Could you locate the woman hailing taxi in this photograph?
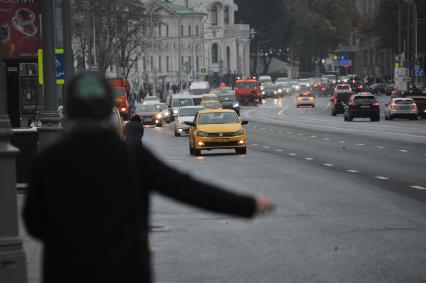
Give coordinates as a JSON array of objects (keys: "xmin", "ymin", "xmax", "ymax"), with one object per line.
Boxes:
[{"xmin": 23, "ymin": 72, "xmax": 274, "ymax": 283}]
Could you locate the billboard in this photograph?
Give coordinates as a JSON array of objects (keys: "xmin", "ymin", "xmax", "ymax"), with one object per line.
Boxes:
[{"xmin": 0, "ymin": 0, "xmax": 41, "ymax": 60}]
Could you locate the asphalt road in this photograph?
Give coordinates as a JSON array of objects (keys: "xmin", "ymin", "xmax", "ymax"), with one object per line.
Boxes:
[{"xmin": 144, "ymin": 95, "xmax": 426, "ymax": 283}]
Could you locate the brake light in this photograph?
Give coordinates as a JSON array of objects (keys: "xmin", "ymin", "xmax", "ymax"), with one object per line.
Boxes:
[
  {"xmin": 390, "ymin": 103, "xmax": 397, "ymax": 109},
  {"xmin": 372, "ymin": 102, "xmax": 379, "ymax": 107},
  {"xmin": 358, "ymin": 85, "xmax": 363, "ymax": 89}
]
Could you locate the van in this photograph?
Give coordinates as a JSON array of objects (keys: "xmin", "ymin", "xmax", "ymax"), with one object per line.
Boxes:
[{"xmin": 190, "ymin": 81, "xmax": 210, "ymax": 104}]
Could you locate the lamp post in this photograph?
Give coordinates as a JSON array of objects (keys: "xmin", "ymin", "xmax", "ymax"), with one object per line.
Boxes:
[
  {"xmin": 403, "ymin": 0, "xmax": 417, "ymax": 82},
  {"xmin": 0, "ymin": 23, "xmax": 28, "ymax": 283}
]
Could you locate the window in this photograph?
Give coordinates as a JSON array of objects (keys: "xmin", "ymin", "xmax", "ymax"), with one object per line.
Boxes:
[
  {"xmin": 181, "ymin": 25, "xmax": 184, "ymax": 36},
  {"xmin": 143, "ymin": 57, "xmax": 146, "ymax": 71},
  {"xmin": 159, "ymin": 56, "xmax": 162, "ymax": 72},
  {"xmin": 196, "ymin": 25, "xmax": 199, "ymax": 36},
  {"xmin": 158, "ymin": 23, "xmax": 162, "ymax": 37},
  {"xmin": 212, "ymin": 43, "xmax": 219, "ymax": 64},
  {"xmin": 224, "ymin": 6, "xmax": 229, "ymax": 25},
  {"xmin": 150, "ymin": 56, "xmax": 153, "ymax": 71},
  {"xmin": 167, "ymin": 56, "xmax": 170, "ymax": 72},
  {"xmin": 211, "ymin": 5, "xmax": 218, "ymax": 26},
  {"xmin": 188, "ymin": 25, "xmax": 191, "ymax": 35},
  {"xmin": 166, "ymin": 25, "xmax": 169, "ymax": 37}
]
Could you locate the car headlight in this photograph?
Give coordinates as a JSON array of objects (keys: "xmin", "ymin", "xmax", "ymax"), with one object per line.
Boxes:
[
  {"xmin": 233, "ymin": 102, "xmax": 239, "ymax": 108},
  {"xmin": 274, "ymin": 91, "xmax": 277, "ymax": 94},
  {"xmin": 278, "ymin": 89, "xmax": 282, "ymax": 93},
  {"xmin": 173, "ymin": 109, "xmax": 178, "ymax": 114},
  {"xmin": 234, "ymin": 129, "xmax": 243, "ymax": 136},
  {"xmin": 163, "ymin": 111, "xmax": 169, "ymax": 116},
  {"xmin": 262, "ymin": 91, "xmax": 266, "ymax": 95},
  {"xmin": 156, "ymin": 114, "xmax": 162, "ymax": 119},
  {"xmin": 197, "ymin": 131, "xmax": 208, "ymax": 137}
]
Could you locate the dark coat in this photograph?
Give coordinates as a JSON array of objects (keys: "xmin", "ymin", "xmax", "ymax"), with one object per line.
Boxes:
[
  {"xmin": 23, "ymin": 126, "xmax": 256, "ymax": 283},
  {"xmin": 124, "ymin": 121, "xmax": 144, "ymax": 147}
]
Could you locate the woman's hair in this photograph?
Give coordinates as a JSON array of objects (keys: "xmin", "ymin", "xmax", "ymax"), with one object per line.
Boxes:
[{"xmin": 64, "ymin": 72, "xmax": 114, "ymax": 121}]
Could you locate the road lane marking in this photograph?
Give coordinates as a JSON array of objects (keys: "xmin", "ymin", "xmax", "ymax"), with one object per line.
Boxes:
[
  {"xmin": 287, "ymin": 132, "xmax": 293, "ymax": 134},
  {"xmin": 323, "ymin": 138, "xmax": 331, "ymax": 141},
  {"xmin": 411, "ymin": 185, "xmax": 426, "ymax": 190},
  {"xmin": 323, "ymin": 163, "xmax": 334, "ymax": 167},
  {"xmin": 376, "ymin": 146, "xmax": 385, "ymax": 149},
  {"xmin": 375, "ymin": 176, "xmax": 389, "ymax": 180},
  {"xmin": 277, "ymin": 130, "xmax": 283, "ymax": 133},
  {"xmin": 252, "ymin": 125, "xmax": 257, "ymax": 128},
  {"xmin": 347, "ymin": 170, "xmax": 359, "ymax": 173},
  {"xmin": 338, "ymin": 141, "xmax": 346, "ymax": 144},
  {"xmin": 398, "ymin": 149, "xmax": 408, "ymax": 153},
  {"xmin": 310, "ymin": 136, "xmax": 316, "ymax": 138},
  {"xmin": 268, "ymin": 129, "xmax": 273, "ymax": 131},
  {"xmin": 297, "ymin": 133, "xmax": 304, "ymax": 136},
  {"xmin": 252, "ymin": 144, "xmax": 259, "ymax": 146},
  {"xmin": 356, "ymin": 144, "xmax": 365, "ymax": 146},
  {"xmin": 261, "ymin": 127, "xmax": 266, "ymax": 130},
  {"xmin": 276, "ymin": 149, "xmax": 284, "ymax": 152},
  {"xmin": 304, "ymin": 157, "xmax": 314, "ymax": 161},
  {"xmin": 289, "ymin": 153, "xmax": 297, "ymax": 156},
  {"xmin": 263, "ymin": 146, "xmax": 270, "ymax": 149}
]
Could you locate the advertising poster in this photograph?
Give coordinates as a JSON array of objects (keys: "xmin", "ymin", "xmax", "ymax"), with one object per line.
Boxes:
[{"xmin": 0, "ymin": 0, "xmax": 41, "ymax": 59}]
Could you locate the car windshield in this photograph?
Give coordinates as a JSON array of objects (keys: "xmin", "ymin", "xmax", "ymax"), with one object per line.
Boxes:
[
  {"xmin": 265, "ymin": 85, "xmax": 278, "ymax": 90},
  {"xmin": 191, "ymin": 89, "xmax": 208, "ymax": 95},
  {"xmin": 236, "ymin": 82, "xmax": 257, "ymax": 88},
  {"xmin": 394, "ymin": 99, "xmax": 414, "ymax": 104},
  {"xmin": 136, "ymin": 105, "xmax": 159, "ymax": 112},
  {"xmin": 179, "ymin": 108, "xmax": 202, "ymax": 117},
  {"xmin": 198, "ymin": 112, "xmax": 239, "ymax": 125},
  {"xmin": 172, "ymin": 98, "xmax": 193, "ymax": 107},
  {"xmin": 202, "ymin": 101, "xmax": 222, "ymax": 109},
  {"xmin": 337, "ymin": 85, "xmax": 350, "ymax": 89},
  {"xmin": 218, "ymin": 95, "xmax": 236, "ymax": 102},
  {"xmin": 354, "ymin": 96, "xmax": 375, "ymax": 102}
]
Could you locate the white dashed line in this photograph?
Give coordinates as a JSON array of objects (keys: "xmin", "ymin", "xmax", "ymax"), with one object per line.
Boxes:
[
  {"xmin": 347, "ymin": 170, "xmax": 359, "ymax": 173},
  {"xmin": 411, "ymin": 185, "xmax": 426, "ymax": 190},
  {"xmin": 376, "ymin": 146, "xmax": 385, "ymax": 149},
  {"xmin": 263, "ymin": 146, "xmax": 270, "ymax": 149},
  {"xmin": 289, "ymin": 153, "xmax": 297, "ymax": 156},
  {"xmin": 252, "ymin": 125, "xmax": 257, "ymax": 128},
  {"xmin": 323, "ymin": 138, "xmax": 331, "ymax": 141},
  {"xmin": 252, "ymin": 144, "xmax": 259, "ymax": 146},
  {"xmin": 297, "ymin": 133, "xmax": 304, "ymax": 136},
  {"xmin": 261, "ymin": 128, "xmax": 266, "ymax": 130},
  {"xmin": 277, "ymin": 130, "xmax": 283, "ymax": 133},
  {"xmin": 323, "ymin": 163, "xmax": 334, "ymax": 167},
  {"xmin": 287, "ymin": 132, "xmax": 293, "ymax": 134},
  {"xmin": 310, "ymin": 136, "xmax": 316, "ymax": 138},
  {"xmin": 276, "ymin": 149, "xmax": 284, "ymax": 152},
  {"xmin": 338, "ymin": 141, "xmax": 346, "ymax": 144},
  {"xmin": 356, "ymin": 144, "xmax": 365, "ymax": 146},
  {"xmin": 304, "ymin": 157, "xmax": 314, "ymax": 161},
  {"xmin": 398, "ymin": 149, "xmax": 408, "ymax": 153},
  {"xmin": 375, "ymin": 176, "xmax": 389, "ymax": 180}
]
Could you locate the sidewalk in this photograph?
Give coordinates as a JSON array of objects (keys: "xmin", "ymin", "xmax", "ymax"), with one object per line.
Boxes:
[{"xmin": 17, "ymin": 193, "xmax": 42, "ymax": 283}]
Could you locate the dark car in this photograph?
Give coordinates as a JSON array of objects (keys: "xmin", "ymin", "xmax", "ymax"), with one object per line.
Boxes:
[
  {"xmin": 261, "ymin": 83, "xmax": 281, "ymax": 98},
  {"xmin": 134, "ymin": 104, "xmax": 163, "ymax": 127},
  {"xmin": 331, "ymin": 91, "xmax": 352, "ymax": 116},
  {"xmin": 368, "ymin": 83, "xmax": 385, "ymax": 94},
  {"xmin": 409, "ymin": 96, "xmax": 426, "ymax": 118},
  {"xmin": 348, "ymin": 75, "xmax": 366, "ymax": 93},
  {"xmin": 217, "ymin": 93, "xmax": 240, "ymax": 115},
  {"xmin": 344, "ymin": 93, "xmax": 380, "ymax": 122},
  {"xmin": 385, "ymin": 82, "xmax": 395, "ymax": 96}
]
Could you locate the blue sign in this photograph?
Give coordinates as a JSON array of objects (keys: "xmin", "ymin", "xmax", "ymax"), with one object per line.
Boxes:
[
  {"xmin": 56, "ymin": 51, "xmax": 65, "ymax": 84},
  {"xmin": 415, "ymin": 68, "xmax": 424, "ymax": 77}
]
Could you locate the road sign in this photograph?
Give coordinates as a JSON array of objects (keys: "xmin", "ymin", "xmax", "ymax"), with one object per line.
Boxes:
[
  {"xmin": 38, "ymin": 49, "xmax": 65, "ymax": 85},
  {"xmin": 199, "ymin": 67, "xmax": 208, "ymax": 76},
  {"xmin": 332, "ymin": 60, "xmax": 352, "ymax": 66},
  {"xmin": 415, "ymin": 68, "xmax": 424, "ymax": 77}
]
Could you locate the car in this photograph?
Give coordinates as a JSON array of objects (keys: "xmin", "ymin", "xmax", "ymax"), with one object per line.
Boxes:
[
  {"xmin": 296, "ymin": 93, "xmax": 315, "ymax": 108},
  {"xmin": 200, "ymin": 94, "xmax": 219, "ymax": 103},
  {"xmin": 384, "ymin": 98, "xmax": 418, "ymax": 120},
  {"xmin": 143, "ymin": 96, "xmax": 161, "ymax": 105},
  {"xmin": 289, "ymin": 80, "xmax": 301, "ymax": 92},
  {"xmin": 111, "ymin": 106, "xmax": 124, "ymax": 138},
  {"xmin": 258, "ymin": 75, "xmax": 272, "ymax": 85},
  {"xmin": 171, "ymin": 94, "xmax": 195, "ymax": 118},
  {"xmin": 347, "ymin": 75, "xmax": 366, "ymax": 93},
  {"xmin": 200, "ymin": 100, "xmax": 222, "ymax": 109},
  {"xmin": 385, "ymin": 82, "xmax": 395, "ymax": 96},
  {"xmin": 331, "ymin": 90, "xmax": 352, "ymax": 116},
  {"xmin": 334, "ymin": 84, "xmax": 352, "ymax": 93},
  {"xmin": 261, "ymin": 83, "xmax": 281, "ymax": 98},
  {"xmin": 157, "ymin": 103, "xmax": 171, "ymax": 123},
  {"xmin": 234, "ymin": 79, "xmax": 261, "ymax": 104},
  {"xmin": 408, "ymin": 96, "xmax": 426, "ymax": 118},
  {"xmin": 174, "ymin": 106, "xmax": 204, "ymax": 136},
  {"xmin": 134, "ymin": 104, "xmax": 164, "ymax": 127},
  {"xmin": 275, "ymin": 77, "xmax": 289, "ymax": 84},
  {"xmin": 369, "ymin": 83, "xmax": 385, "ymax": 94},
  {"xmin": 186, "ymin": 109, "xmax": 248, "ymax": 156},
  {"xmin": 344, "ymin": 93, "xmax": 380, "ymax": 122},
  {"xmin": 298, "ymin": 79, "xmax": 311, "ymax": 90},
  {"xmin": 217, "ymin": 93, "xmax": 240, "ymax": 115},
  {"xmin": 275, "ymin": 81, "xmax": 291, "ymax": 95}
]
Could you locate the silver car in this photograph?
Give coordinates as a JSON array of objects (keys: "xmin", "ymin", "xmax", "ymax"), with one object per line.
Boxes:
[
  {"xmin": 384, "ymin": 98, "xmax": 418, "ymax": 120},
  {"xmin": 174, "ymin": 106, "xmax": 204, "ymax": 136}
]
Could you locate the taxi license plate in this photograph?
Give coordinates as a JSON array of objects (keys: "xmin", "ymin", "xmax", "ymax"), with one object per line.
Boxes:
[{"xmin": 211, "ymin": 138, "xmax": 229, "ymax": 142}]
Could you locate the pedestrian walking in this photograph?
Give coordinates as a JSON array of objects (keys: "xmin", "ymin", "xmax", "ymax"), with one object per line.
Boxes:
[
  {"xmin": 124, "ymin": 115, "xmax": 144, "ymax": 147},
  {"xmin": 23, "ymin": 72, "xmax": 274, "ymax": 283}
]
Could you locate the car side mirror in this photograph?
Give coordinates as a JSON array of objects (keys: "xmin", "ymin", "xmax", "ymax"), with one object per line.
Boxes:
[
  {"xmin": 241, "ymin": 121, "xmax": 249, "ymax": 125},
  {"xmin": 184, "ymin": 121, "xmax": 195, "ymax": 127}
]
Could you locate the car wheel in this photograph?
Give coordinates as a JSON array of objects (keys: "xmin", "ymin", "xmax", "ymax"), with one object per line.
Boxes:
[
  {"xmin": 389, "ymin": 115, "xmax": 394, "ymax": 121},
  {"xmin": 235, "ymin": 147, "xmax": 247, "ymax": 155},
  {"xmin": 189, "ymin": 143, "xmax": 195, "ymax": 155},
  {"xmin": 194, "ymin": 148, "xmax": 201, "ymax": 156},
  {"xmin": 385, "ymin": 113, "xmax": 389, "ymax": 120},
  {"xmin": 297, "ymin": 105, "xmax": 300, "ymax": 108},
  {"xmin": 312, "ymin": 105, "xmax": 315, "ymax": 108}
]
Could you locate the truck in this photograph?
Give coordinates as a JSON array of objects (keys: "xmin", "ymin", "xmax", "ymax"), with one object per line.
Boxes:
[
  {"xmin": 234, "ymin": 79, "xmax": 261, "ymax": 104},
  {"xmin": 108, "ymin": 78, "xmax": 131, "ymax": 120}
]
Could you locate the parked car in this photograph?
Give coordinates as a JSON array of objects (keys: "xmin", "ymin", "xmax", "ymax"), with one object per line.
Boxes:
[
  {"xmin": 384, "ymin": 98, "xmax": 418, "ymax": 120},
  {"xmin": 344, "ymin": 93, "xmax": 380, "ymax": 122}
]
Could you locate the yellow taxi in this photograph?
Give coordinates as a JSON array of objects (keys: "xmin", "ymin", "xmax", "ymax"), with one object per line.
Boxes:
[
  {"xmin": 296, "ymin": 92, "xmax": 315, "ymax": 108},
  {"xmin": 185, "ymin": 109, "xmax": 248, "ymax": 156}
]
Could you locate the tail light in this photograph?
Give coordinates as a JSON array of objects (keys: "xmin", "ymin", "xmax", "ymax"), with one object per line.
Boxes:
[
  {"xmin": 372, "ymin": 102, "xmax": 380, "ymax": 107},
  {"xmin": 358, "ymin": 85, "xmax": 363, "ymax": 89},
  {"xmin": 390, "ymin": 103, "xmax": 397, "ymax": 109}
]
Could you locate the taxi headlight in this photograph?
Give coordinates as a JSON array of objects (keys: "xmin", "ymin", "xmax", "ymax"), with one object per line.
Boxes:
[
  {"xmin": 234, "ymin": 129, "xmax": 244, "ymax": 136},
  {"xmin": 197, "ymin": 131, "xmax": 208, "ymax": 137},
  {"xmin": 156, "ymin": 114, "xmax": 162, "ymax": 119}
]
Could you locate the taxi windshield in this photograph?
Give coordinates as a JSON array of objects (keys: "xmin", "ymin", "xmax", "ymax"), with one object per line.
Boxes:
[{"xmin": 198, "ymin": 112, "xmax": 239, "ymax": 125}]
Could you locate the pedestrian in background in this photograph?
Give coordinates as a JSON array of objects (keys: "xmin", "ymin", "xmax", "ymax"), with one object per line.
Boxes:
[
  {"xmin": 124, "ymin": 115, "xmax": 144, "ymax": 147},
  {"xmin": 23, "ymin": 72, "xmax": 274, "ymax": 283}
]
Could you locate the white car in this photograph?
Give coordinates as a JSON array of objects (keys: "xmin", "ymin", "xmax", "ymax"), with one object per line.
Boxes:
[
  {"xmin": 143, "ymin": 96, "xmax": 161, "ymax": 105},
  {"xmin": 384, "ymin": 98, "xmax": 418, "ymax": 120},
  {"xmin": 171, "ymin": 94, "xmax": 195, "ymax": 118},
  {"xmin": 174, "ymin": 106, "xmax": 204, "ymax": 136}
]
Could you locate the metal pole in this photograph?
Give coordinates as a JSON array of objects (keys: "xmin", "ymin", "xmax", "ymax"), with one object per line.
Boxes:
[
  {"xmin": 414, "ymin": 2, "xmax": 418, "ymax": 84},
  {"xmin": 39, "ymin": 0, "xmax": 62, "ymax": 150},
  {"xmin": 62, "ymin": 0, "xmax": 74, "ymax": 93},
  {"xmin": 398, "ymin": 0, "xmax": 401, "ymax": 56},
  {"xmin": 0, "ymin": 20, "xmax": 28, "ymax": 283},
  {"xmin": 93, "ymin": 15, "xmax": 97, "ymax": 65},
  {"xmin": 178, "ymin": 16, "xmax": 182, "ymax": 92}
]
